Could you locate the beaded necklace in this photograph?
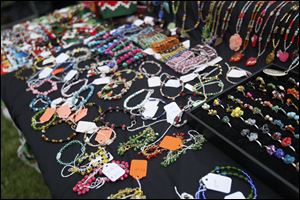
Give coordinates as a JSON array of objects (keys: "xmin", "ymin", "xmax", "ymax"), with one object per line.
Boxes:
[
  {"xmin": 267, "ymin": 11, "xmax": 294, "ymax": 64},
  {"xmin": 181, "ymin": 1, "xmax": 201, "ymax": 33},
  {"xmin": 229, "ymin": 1, "xmax": 254, "ymax": 52},
  {"xmin": 246, "ymin": 2, "xmax": 289, "ymax": 67},
  {"xmin": 229, "ymin": 1, "xmax": 265, "ymax": 63},
  {"xmin": 210, "ymin": 1, "xmax": 226, "ymax": 45},
  {"xmin": 15, "ymin": 67, "xmax": 37, "ymax": 81},
  {"xmin": 252, "ymin": 1, "xmax": 277, "ymax": 47},
  {"xmin": 201, "ymin": 1, "xmax": 217, "ymax": 42},
  {"xmin": 277, "ymin": 13, "xmax": 299, "ymax": 63},
  {"xmin": 215, "ymin": 1, "xmax": 237, "ymax": 47}
]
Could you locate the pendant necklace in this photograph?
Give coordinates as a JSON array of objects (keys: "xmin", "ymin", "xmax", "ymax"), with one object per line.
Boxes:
[
  {"xmin": 230, "ymin": 1, "xmax": 265, "ymax": 63},
  {"xmin": 277, "ymin": 13, "xmax": 299, "ymax": 63},
  {"xmin": 245, "ymin": 2, "xmax": 289, "ymax": 67}
]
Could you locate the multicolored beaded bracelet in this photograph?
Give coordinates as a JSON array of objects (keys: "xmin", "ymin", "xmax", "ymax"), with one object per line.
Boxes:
[
  {"xmin": 56, "ymin": 140, "xmax": 86, "ymax": 166},
  {"xmin": 107, "ymin": 187, "xmax": 146, "ymax": 199},
  {"xmin": 29, "ymin": 94, "xmax": 52, "ymax": 112},
  {"xmin": 160, "ymin": 74, "xmax": 184, "ymax": 101},
  {"xmin": 195, "ymin": 166, "xmax": 257, "ymax": 199},
  {"xmin": 26, "ymin": 78, "xmax": 58, "ymax": 96},
  {"xmin": 41, "ymin": 119, "xmax": 77, "ymax": 143},
  {"xmin": 117, "ymin": 127, "xmax": 158, "ymax": 156},
  {"xmin": 31, "ymin": 109, "xmax": 58, "ymax": 133},
  {"xmin": 93, "ymin": 106, "xmax": 136, "ymax": 130},
  {"xmin": 71, "ymin": 85, "xmax": 94, "ymax": 110},
  {"xmin": 139, "ymin": 60, "xmax": 162, "ymax": 78},
  {"xmin": 15, "ymin": 67, "xmax": 36, "ymax": 81},
  {"xmin": 161, "ymin": 131, "xmax": 206, "ymax": 167},
  {"xmin": 97, "ymin": 80, "xmax": 131, "ymax": 101}
]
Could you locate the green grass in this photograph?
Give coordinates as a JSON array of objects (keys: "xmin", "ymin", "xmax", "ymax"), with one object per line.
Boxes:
[{"xmin": 1, "ymin": 112, "xmax": 51, "ymax": 199}]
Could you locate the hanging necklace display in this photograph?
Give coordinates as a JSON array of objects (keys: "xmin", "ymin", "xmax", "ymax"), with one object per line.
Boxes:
[
  {"xmin": 266, "ymin": 12, "xmax": 293, "ymax": 64},
  {"xmin": 201, "ymin": 1, "xmax": 217, "ymax": 43},
  {"xmin": 251, "ymin": 1, "xmax": 277, "ymax": 48},
  {"xmin": 245, "ymin": 2, "xmax": 289, "ymax": 67},
  {"xmin": 215, "ymin": 1, "xmax": 237, "ymax": 47},
  {"xmin": 203, "ymin": 1, "xmax": 223, "ymax": 45},
  {"xmin": 230, "ymin": 1, "xmax": 265, "ymax": 63},
  {"xmin": 277, "ymin": 13, "xmax": 299, "ymax": 63},
  {"xmin": 167, "ymin": 1, "xmax": 180, "ymax": 31},
  {"xmin": 229, "ymin": 1, "xmax": 254, "ymax": 52},
  {"xmin": 180, "ymin": 1, "xmax": 201, "ymax": 34},
  {"xmin": 263, "ymin": 56, "xmax": 299, "ymax": 77},
  {"xmin": 210, "ymin": 1, "xmax": 226, "ymax": 46}
]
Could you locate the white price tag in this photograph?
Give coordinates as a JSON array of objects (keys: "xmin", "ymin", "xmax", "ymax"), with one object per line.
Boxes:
[
  {"xmin": 63, "ymin": 70, "xmax": 78, "ymax": 82},
  {"xmin": 42, "ymin": 57, "xmax": 55, "ymax": 65},
  {"xmin": 73, "ymin": 23, "xmax": 85, "ymax": 28},
  {"xmin": 102, "ymin": 163, "xmax": 125, "ymax": 182},
  {"xmin": 182, "ymin": 40, "xmax": 190, "ymax": 49},
  {"xmin": 170, "ymin": 28, "xmax": 177, "ymax": 36},
  {"xmin": 20, "ymin": 44, "xmax": 31, "ymax": 51},
  {"xmin": 55, "ymin": 53, "xmax": 70, "ymax": 64},
  {"xmin": 194, "ymin": 57, "xmax": 223, "ymax": 73},
  {"xmin": 97, "ymin": 65, "xmax": 111, "ymax": 73},
  {"xmin": 224, "ymin": 191, "xmax": 245, "ymax": 199},
  {"xmin": 180, "ymin": 73, "xmax": 198, "ymax": 83},
  {"xmin": 30, "ymin": 32, "xmax": 41, "ymax": 39},
  {"xmin": 51, "ymin": 97, "xmax": 64, "ymax": 108},
  {"xmin": 142, "ymin": 104, "xmax": 159, "ymax": 119},
  {"xmin": 40, "ymin": 51, "xmax": 51, "ymax": 58},
  {"xmin": 133, "ymin": 19, "xmax": 144, "ymax": 27},
  {"xmin": 201, "ymin": 173, "xmax": 232, "ymax": 194},
  {"xmin": 143, "ymin": 48, "xmax": 156, "ymax": 55},
  {"xmin": 38, "ymin": 67, "xmax": 53, "ymax": 79},
  {"xmin": 144, "ymin": 16, "xmax": 154, "ymax": 25},
  {"xmin": 83, "ymin": 36, "xmax": 95, "ymax": 45},
  {"xmin": 76, "ymin": 121, "xmax": 98, "ymax": 133},
  {"xmin": 164, "ymin": 102, "xmax": 181, "ymax": 124},
  {"xmin": 63, "ymin": 97, "xmax": 77, "ymax": 108},
  {"xmin": 165, "ymin": 79, "xmax": 181, "ymax": 88},
  {"xmin": 148, "ymin": 76, "xmax": 161, "ymax": 87},
  {"xmin": 185, "ymin": 83, "xmax": 194, "ymax": 92},
  {"xmin": 92, "ymin": 77, "xmax": 111, "ymax": 85},
  {"xmin": 227, "ymin": 69, "xmax": 248, "ymax": 78}
]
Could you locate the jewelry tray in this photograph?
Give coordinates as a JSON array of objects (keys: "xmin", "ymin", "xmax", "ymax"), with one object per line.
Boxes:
[{"xmin": 187, "ymin": 64, "xmax": 299, "ymax": 198}]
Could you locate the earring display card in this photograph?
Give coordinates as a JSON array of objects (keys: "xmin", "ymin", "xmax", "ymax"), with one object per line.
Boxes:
[{"xmin": 187, "ymin": 64, "xmax": 299, "ymax": 198}]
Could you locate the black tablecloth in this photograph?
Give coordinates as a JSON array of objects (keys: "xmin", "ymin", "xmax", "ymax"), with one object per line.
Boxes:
[{"xmin": 1, "ymin": 1, "xmax": 298, "ymax": 199}]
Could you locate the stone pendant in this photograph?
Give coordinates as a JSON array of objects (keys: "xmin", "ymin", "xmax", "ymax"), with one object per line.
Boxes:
[
  {"xmin": 277, "ymin": 50, "xmax": 289, "ymax": 62},
  {"xmin": 214, "ymin": 37, "xmax": 223, "ymax": 47},
  {"xmin": 229, "ymin": 52, "xmax": 244, "ymax": 62},
  {"xmin": 245, "ymin": 57, "xmax": 257, "ymax": 67},
  {"xmin": 266, "ymin": 51, "xmax": 275, "ymax": 64},
  {"xmin": 251, "ymin": 34, "xmax": 258, "ymax": 47}
]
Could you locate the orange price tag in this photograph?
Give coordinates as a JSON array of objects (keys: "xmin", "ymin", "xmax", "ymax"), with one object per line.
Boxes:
[
  {"xmin": 52, "ymin": 68, "xmax": 64, "ymax": 75},
  {"xmin": 56, "ymin": 104, "xmax": 71, "ymax": 119},
  {"xmin": 95, "ymin": 127, "xmax": 112, "ymax": 144},
  {"xmin": 130, "ymin": 160, "xmax": 147, "ymax": 180},
  {"xmin": 159, "ymin": 136, "xmax": 183, "ymax": 151},
  {"xmin": 39, "ymin": 108, "xmax": 56, "ymax": 123},
  {"xmin": 74, "ymin": 108, "xmax": 88, "ymax": 122}
]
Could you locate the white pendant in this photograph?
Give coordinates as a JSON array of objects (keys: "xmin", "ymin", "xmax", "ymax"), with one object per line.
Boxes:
[{"xmin": 263, "ymin": 68, "xmax": 287, "ymax": 77}]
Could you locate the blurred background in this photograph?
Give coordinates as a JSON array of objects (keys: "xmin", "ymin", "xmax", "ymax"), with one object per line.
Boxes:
[
  {"xmin": 1, "ymin": 1, "xmax": 77, "ymax": 198},
  {"xmin": 1, "ymin": 1, "xmax": 76, "ymax": 29}
]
